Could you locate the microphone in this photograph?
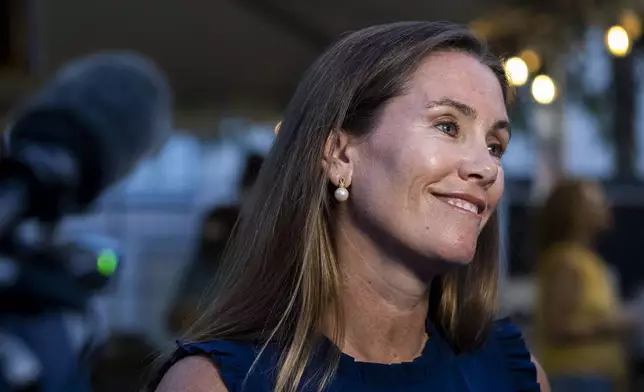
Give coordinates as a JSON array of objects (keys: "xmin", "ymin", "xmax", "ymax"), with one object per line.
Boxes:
[{"xmin": 0, "ymin": 52, "xmax": 173, "ymax": 233}]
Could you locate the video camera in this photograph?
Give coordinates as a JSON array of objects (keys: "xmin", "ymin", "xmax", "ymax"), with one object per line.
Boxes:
[{"xmin": 0, "ymin": 52, "xmax": 173, "ymax": 392}]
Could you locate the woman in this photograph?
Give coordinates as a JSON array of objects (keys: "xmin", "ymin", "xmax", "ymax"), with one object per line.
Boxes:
[
  {"xmin": 534, "ymin": 179, "xmax": 636, "ymax": 391},
  {"xmin": 155, "ymin": 21, "xmax": 548, "ymax": 391}
]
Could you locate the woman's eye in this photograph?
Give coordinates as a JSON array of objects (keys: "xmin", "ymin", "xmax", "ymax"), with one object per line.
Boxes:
[
  {"xmin": 488, "ymin": 143, "xmax": 505, "ymax": 158},
  {"xmin": 435, "ymin": 122, "xmax": 458, "ymax": 136}
]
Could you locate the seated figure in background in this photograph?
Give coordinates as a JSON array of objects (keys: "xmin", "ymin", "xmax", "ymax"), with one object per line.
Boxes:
[{"xmin": 534, "ymin": 179, "xmax": 638, "ymax": 392}]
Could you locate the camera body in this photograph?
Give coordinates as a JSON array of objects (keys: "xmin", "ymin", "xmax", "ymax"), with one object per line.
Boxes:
[{"xmin": 0, "ymin": 230, "xmax": 121, "ymax": 392}]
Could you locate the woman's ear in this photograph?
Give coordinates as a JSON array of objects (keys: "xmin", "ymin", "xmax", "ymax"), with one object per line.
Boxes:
[{"xmin": 322, "ymin": 130, "xmax": 353, "ymax": 187}]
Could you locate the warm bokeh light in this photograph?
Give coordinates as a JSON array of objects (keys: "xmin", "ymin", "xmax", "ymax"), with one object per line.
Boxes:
[
  {"xmin": 468, "ymin": 19, "xmax": 494, "ymax": 41},
  {"xmin": 620, "ymin": 9, "xmax": 641, "ymax": 40},
  {"xmin": 504, "ymin": 57, "xmax": 529, "ymax": 86},
  {"xmin": 605, "ymin": 25, "xmax": 631, "ymax": 57},
  {"xmin": 531, "ymin": 75, "xmax": 557, "ymax": 105},
  {"xmin": 274, "ymin": 121, "xmax": 282, "ymax": 134},
  {"xmin": 519, "ymin": 49, "xmax": 541, "ymax": 73}
]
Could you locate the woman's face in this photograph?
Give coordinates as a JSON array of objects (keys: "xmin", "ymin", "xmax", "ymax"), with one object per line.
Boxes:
[{"xmin": 345, "ymin": 51, "xmax": 509, "ymax": 265}]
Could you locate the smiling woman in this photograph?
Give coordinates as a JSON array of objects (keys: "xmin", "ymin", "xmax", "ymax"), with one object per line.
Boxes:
[{"xmin": 152, "ymin": 21, "xmax": 547, "ymax": 392}]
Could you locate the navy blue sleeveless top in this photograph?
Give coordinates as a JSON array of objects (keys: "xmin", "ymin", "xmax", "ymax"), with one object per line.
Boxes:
[{"xmin": 172, "ymin": 318, "xmax": 540, "ymax": 391}]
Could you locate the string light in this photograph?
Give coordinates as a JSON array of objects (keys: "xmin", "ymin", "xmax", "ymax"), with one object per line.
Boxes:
[
  {"xmin": 605, "ymin": 25, "xmax": 631, "ymax": 57},
  {"xmin": 531, "ymin": 75, "xmax": 557, "ymax": 105},
  {"xmin": 519, "ymin": 49, "xmax": 541, "ymax": 73},
  {"xmin": 504, "ymin": 57, "xmax": 529, "ymax": 86},
  {"xmin": 620, "ymin": 9, "xmax": 641, "ymax": 40}
]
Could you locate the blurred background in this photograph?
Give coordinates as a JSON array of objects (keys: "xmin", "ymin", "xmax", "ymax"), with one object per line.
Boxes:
[{"xmin": 2, "ymin": 0, "xmax": 644, "ymax": 391}]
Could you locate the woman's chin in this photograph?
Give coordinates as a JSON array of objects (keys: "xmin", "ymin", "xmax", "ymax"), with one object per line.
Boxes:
[{"xmin": 434, "ymin": 242, "xmax": 478, "ymax": 265}]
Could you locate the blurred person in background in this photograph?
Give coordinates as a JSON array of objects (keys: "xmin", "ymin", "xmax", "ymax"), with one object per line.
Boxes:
[
  {"xmin": 153, "ymin": 21, "xmax": 548, "ymax": 392},
  {"xmin": 534, "ymin": 179, "xmax": 637, "ymax": 392},
  {"xmin": 166, "ymin": 154, "xmax": 264, "ymax": 335},
  {"xmin": 166, "ymin": 205, "xmax": 240, "ymax": 335},
  {"xmin": 238, "ymin": 153, "xmax": 265, "ymax": 201}
]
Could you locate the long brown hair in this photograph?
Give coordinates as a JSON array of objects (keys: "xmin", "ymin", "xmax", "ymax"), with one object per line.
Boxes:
[{"xmin": 187, "ymin": 21, "xmax": 510, "ymax": 392}]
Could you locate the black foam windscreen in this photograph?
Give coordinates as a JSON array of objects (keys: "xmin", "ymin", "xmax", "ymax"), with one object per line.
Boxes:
[{"xmin": 6, "ymin": 51, "xmax": 173, "ymax": 205}]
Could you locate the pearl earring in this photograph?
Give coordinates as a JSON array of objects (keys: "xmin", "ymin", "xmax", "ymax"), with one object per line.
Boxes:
[{"xmin": 334, "ymin": 178, "xmax": 349, "ymax": 202}]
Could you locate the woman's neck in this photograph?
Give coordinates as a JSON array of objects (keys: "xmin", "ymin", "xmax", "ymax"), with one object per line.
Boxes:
[
  {"xmin": 324, "ymin": 218, "xmax": 433, "ymax": 364},
  {"xmin": 335, "ymin": 266, "xmax": 430, "ymax": 363}
]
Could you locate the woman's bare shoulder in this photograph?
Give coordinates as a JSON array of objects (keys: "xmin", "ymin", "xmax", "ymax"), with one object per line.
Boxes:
[{"xmin": 155, "ymin": 356, "xmax": 229, "ymax": 392}]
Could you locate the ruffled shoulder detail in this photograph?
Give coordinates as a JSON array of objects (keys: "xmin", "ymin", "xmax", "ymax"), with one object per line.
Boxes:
[
  {"xmin": 171, "ymin": 339, "xmax": 269, "ymax": 392},
  {"xmin": 492, "ymin": 318, "xmax": 541, "ymax": 392}
]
